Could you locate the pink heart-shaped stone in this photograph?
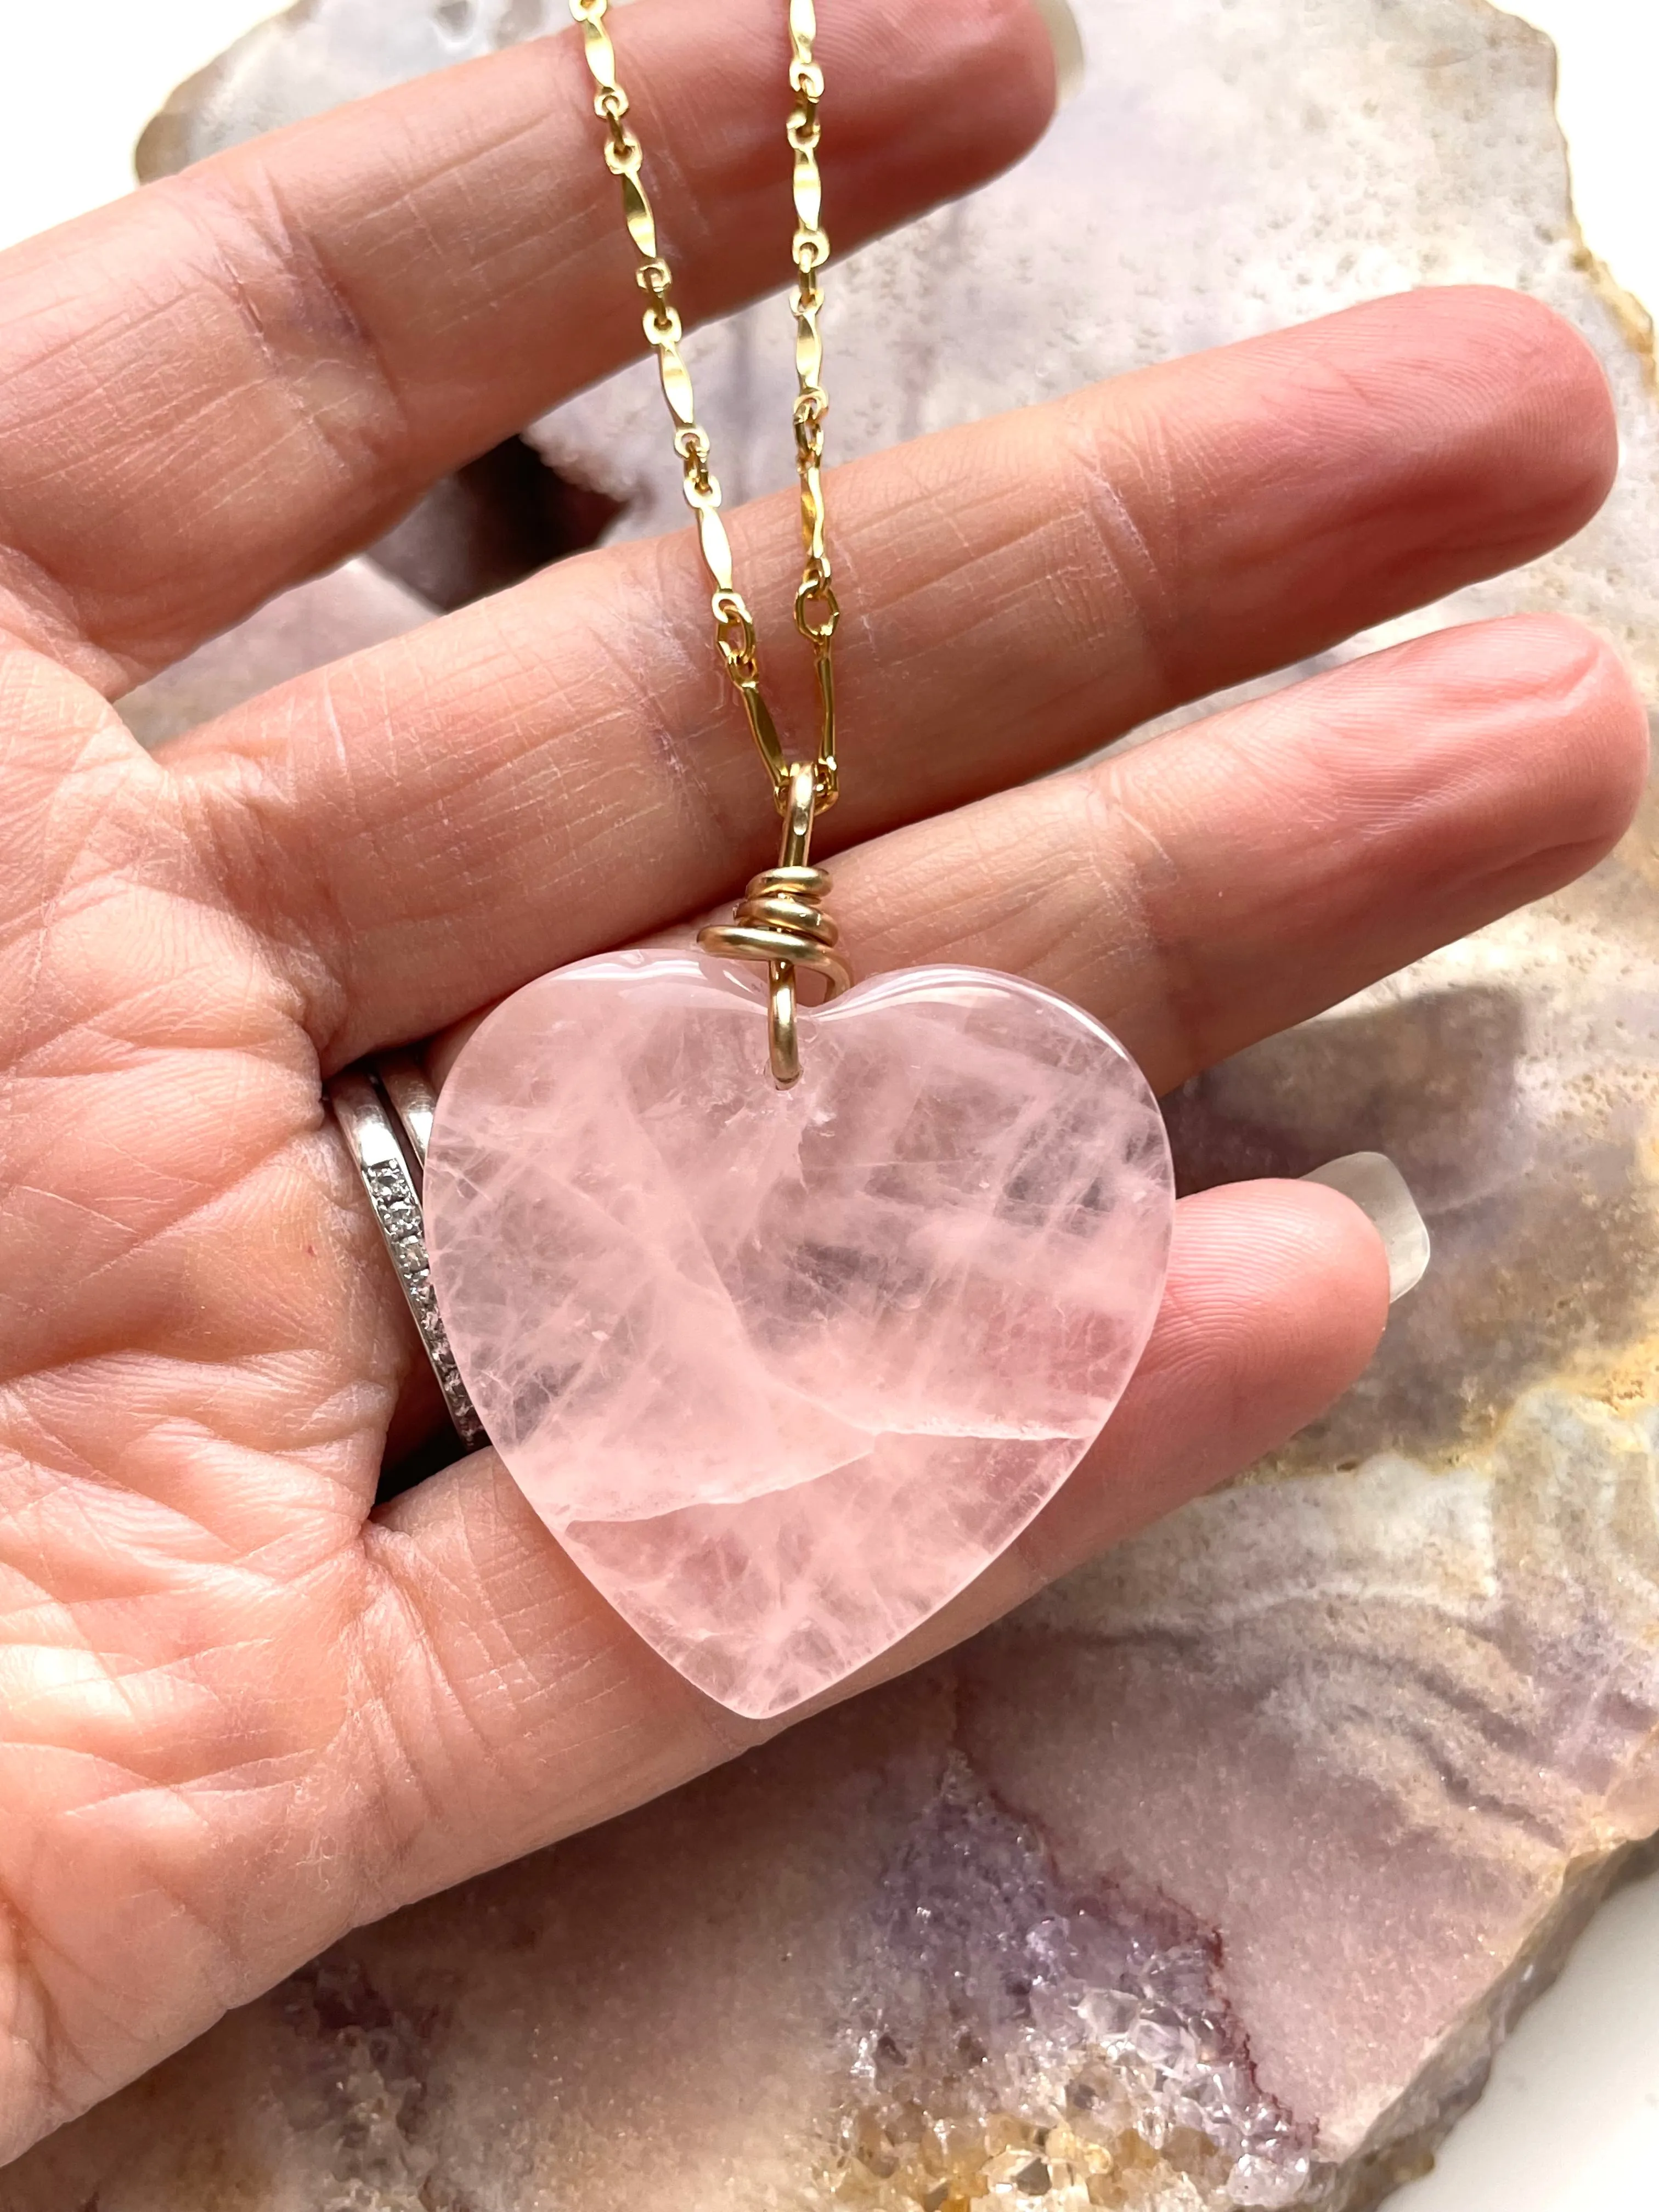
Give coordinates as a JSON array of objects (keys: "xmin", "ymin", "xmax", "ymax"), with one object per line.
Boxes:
[{"xmin": 425, "ymin": 950, "xmax": 1173, "ymax": 1718}]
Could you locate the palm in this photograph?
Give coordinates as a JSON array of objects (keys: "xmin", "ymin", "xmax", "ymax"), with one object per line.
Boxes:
[
  {"xmin": 0, "ymin": 656, "xmax": 389, "ymax": 2121},
  {"xmin": 0, "ymin": 0, "xmax": 1644, "ymax": 2167}
]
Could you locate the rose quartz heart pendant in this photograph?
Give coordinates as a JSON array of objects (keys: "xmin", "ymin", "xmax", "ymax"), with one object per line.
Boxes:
[{"xmin": 425, "ymin": 950, "xmax": 1173, "ymax": 1719}]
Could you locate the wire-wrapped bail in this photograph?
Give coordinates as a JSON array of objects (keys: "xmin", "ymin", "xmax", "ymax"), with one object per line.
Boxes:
[{"xmin": 698, "ymin": 759, "xmax": 852, "ymax": 1087}]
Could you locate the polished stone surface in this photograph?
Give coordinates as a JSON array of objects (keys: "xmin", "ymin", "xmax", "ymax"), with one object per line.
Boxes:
[
  {"xmin": 22, "ymin": 0, "xmax": 1658, "ymax": 2206},
  {"xmin": 425, "ymin": 951, "xmax": 1172, "ymax": 1716}
]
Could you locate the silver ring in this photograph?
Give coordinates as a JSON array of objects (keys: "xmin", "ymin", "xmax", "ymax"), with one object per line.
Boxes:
[{"xmin": 327, "ymin": 1054, "xmax": 488, "ymax": 1454}]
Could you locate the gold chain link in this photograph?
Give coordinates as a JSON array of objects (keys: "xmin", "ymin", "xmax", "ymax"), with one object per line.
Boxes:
[{"xmin": 570, "ymin": 0, "xmax": 838, "ymax": 814}]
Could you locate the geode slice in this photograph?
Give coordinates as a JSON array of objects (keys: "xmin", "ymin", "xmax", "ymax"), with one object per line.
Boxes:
[{"xmin": 18, "ymin": 1, "xmax": 1657, "ymax": 2208}]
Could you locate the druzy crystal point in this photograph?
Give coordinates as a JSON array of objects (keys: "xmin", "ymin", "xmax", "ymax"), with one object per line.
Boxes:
[{"xmin": 425, "ymin": 951, "xmax": 1173, "ymax": 1716}]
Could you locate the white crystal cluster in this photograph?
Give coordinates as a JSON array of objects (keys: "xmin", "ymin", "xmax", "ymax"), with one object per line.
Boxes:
[{"xmin": 823, "ymin": 1761, "xmax": 1314, "ymax": 2210}]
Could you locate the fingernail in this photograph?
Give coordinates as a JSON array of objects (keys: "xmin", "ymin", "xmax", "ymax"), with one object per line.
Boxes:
[
  {"xmin": 1031, "ymin": 0, "xmax": 1085, "ymax": 107},
  {"xmin": 1302, "ymin": 1152, "xmax": 1430, "ymax": 1304}
]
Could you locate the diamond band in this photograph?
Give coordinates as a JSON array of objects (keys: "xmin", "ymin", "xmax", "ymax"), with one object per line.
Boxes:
[{"xmin": 328, "ymin": 1056, "xmax": 488, "ymax": 1454}]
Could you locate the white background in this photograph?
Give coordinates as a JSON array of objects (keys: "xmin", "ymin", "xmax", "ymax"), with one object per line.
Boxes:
[{"xmin": 0, "ymin": 2, "xmax": 1655, "ymax": 2205}]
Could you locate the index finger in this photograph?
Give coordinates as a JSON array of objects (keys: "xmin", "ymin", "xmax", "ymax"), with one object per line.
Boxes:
[{"xmin": 0, "ymin": 0, "xmax": 1056, "ymax": 690}]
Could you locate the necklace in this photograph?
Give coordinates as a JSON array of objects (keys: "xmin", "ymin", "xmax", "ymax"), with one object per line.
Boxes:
[
  {"xmin": 419, "ymin": 1, "xmax": 1176, "ymax": 1719},
  {"xmin": 575, "ymin": 0, "xmax": 847, "ymax": 1091}
]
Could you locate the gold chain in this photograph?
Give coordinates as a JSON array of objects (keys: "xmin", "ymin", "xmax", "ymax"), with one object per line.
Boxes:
[
  {"xmin": 570, "ymin": 0, "xmax": 839, "ymax": 816},
  {"xmin": 571, "ymin": 0, "xmax": 850, "ymax": 1087}
]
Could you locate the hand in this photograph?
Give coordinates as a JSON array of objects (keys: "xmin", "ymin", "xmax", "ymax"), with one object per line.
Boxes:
[{"xmin": 0, "ymin": 0, "xmax": 1642, "ymax": 2160}]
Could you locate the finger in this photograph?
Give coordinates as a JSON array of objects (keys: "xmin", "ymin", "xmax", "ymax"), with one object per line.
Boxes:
[
  {"xmin": 349, "ymin": 1180, "xmax": 1388, "ymax": 1908},
  {"xmin": 377, "ymin": 597, "xmax": 1636, "ymax": 1479},
  {"xmin": 394, "ymin": 606, "xmax": 1634, "ymax": 1469},
  {"xmin": 826, "ymin": 611, "xmax": 1648, "ymax": 1095},
  {"xmin": 175, "ymin": 287, "xmax": 1621, "ymax": 1065},
  {"xmin": 0, "ymin": 0, "xmax": 1057, "ymax": 689}
]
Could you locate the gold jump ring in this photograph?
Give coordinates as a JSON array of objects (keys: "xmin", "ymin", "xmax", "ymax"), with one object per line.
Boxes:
[{"xmin": 697, "ymin": 760, "xmax": 851, "ymax": 1085}]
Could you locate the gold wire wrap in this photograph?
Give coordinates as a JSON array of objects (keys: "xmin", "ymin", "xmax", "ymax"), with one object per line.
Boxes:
[
  {"xmin": 573, "ymin": 0, "xmax": 852, "ymax": 1083},
  {"xmin": 698, "ymin": 762, "xmax": 850, "ymax": 1087}
]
